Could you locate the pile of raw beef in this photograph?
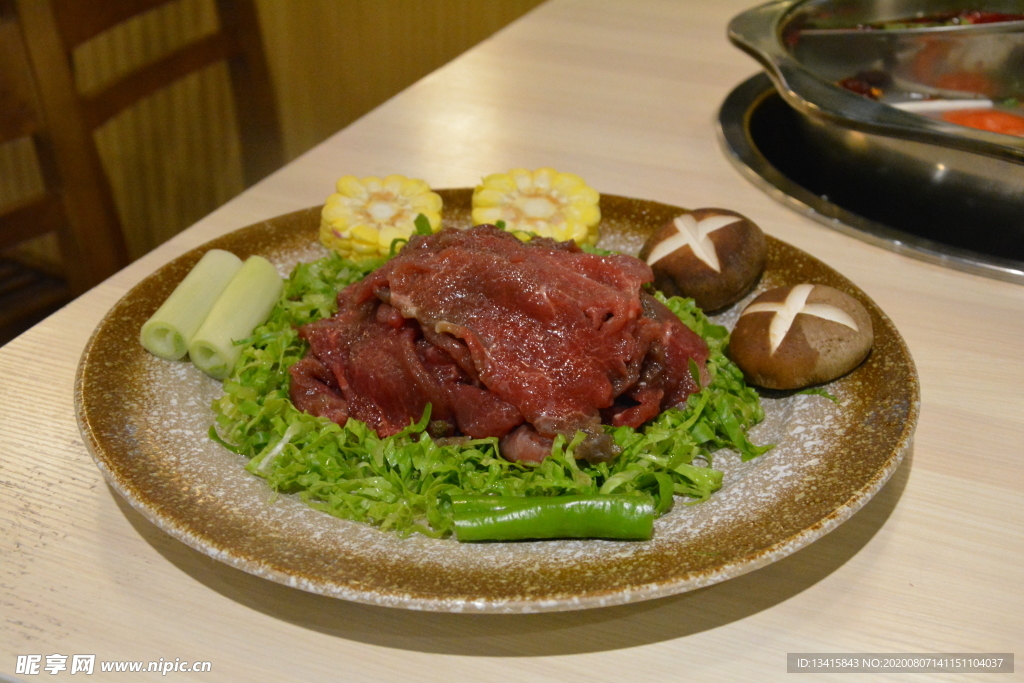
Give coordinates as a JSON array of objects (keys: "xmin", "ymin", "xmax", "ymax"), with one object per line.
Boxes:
[{"xmin": 289, "ymin": 225, "xmax": 708, "ymax": 463}]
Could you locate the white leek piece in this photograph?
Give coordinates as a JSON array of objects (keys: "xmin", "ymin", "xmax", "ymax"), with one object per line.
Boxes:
[
  {"xmin": 188, "ymin": 255, "xmax": 283, "ymax": 380},
  {"xmin": 140, "ymin": 249, "xmax": 243, "ymax": 360}
]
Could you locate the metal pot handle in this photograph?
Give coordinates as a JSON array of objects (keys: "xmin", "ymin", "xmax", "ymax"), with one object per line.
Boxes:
[{"xmin": 727, "ymin": 0, "xmax": 1024, "ymax": 163}]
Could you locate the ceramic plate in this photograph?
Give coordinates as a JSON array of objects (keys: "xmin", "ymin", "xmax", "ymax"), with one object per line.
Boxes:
[{"xmin": 75, "ymin": 189, "xmax": 919, "ymax": 613}]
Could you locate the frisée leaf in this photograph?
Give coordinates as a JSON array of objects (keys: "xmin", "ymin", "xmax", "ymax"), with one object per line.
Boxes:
[{"xmin": 211, "ymin": 249, "xmax": 772, "ymax": 537}]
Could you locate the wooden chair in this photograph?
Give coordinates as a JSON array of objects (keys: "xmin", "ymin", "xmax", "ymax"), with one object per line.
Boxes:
[{"xmin": 1, "ymin": 0, "xmax": 282, "ymax": 343}]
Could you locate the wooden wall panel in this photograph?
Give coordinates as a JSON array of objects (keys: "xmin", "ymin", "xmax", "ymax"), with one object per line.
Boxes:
[
  {"xmin": 1, "ymin": 0, "xmax": 544, "ymax": 267},
  {"xmin": 256, "ymin": 0, "xmax": 546, "ymax": 159}
]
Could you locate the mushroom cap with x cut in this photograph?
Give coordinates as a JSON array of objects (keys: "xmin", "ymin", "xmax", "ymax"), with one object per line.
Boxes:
[
  {"xmin": 727, "ymin": 284, "xmax": 874, "ymax": 390},
  {"xmin": 639, "ymin": 208, "xmax": 767, "ymax": 312}
]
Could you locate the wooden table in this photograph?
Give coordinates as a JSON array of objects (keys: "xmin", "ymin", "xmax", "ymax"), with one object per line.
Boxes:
[{"xmin": 3, "ymin": 1, "xmax": 1022, "ymax": 680}]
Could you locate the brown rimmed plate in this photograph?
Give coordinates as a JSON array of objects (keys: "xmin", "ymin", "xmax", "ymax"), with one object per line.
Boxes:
[{"xmin": 75, "ymin": 189, "xmax": 919, "ymax": 613}]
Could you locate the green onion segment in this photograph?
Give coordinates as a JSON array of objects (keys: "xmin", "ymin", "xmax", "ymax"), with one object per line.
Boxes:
[
  {"xmin": 140, "ymin": 249, "xmax": 243, "ymax": 360},
  {"xmin": 211, "ymin": 249, "xmax": 772, "ymax": 538},
  {"xmin": 189, "ymin": 256, "xmax": 284, "ymax": 380}
]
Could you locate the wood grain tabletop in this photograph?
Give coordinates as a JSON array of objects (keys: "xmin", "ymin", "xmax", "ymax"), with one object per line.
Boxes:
[{"xmin": 2, "ymin": 0, "xmax": 1022, "ymax": 680}]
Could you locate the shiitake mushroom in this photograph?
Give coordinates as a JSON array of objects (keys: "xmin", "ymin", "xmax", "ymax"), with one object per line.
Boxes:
[
  {"xmin": 639, "ymin": 208, "xmax": 767, "ymax": 312},
  {"xmin": 727, "ymin": 284, "xmax": 874, "ymax": 390}
]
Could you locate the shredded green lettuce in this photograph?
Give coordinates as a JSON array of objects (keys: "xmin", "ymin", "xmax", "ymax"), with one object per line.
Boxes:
[{"xmin": 211, "ymin": 250, "xmax": 772, "ymax": 537}]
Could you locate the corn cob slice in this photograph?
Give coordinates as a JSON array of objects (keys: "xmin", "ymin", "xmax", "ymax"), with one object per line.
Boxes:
[
  {"xmin": 471, "ymin": 167, "xmax": 601, "ymax": 245},
  {"xmin": 320, "ymin": 174, "xmax": 443, "ymax": 259}
]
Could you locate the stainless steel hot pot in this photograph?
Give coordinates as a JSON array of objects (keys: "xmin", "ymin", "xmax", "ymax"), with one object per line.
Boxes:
[{"xmin": 725, "ymin": 0, "xmax": 1024, "ymax": 280}]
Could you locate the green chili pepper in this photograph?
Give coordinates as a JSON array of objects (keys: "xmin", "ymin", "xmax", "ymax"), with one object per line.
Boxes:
[{"xmin": 450, "ymin": 494, "xmax": 655, "ymax": 542}]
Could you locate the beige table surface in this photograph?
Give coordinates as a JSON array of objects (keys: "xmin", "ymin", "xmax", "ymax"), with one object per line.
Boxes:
[{"xmin": 3, "ymin": 0, "xmax": 1023, "ymax": 680}]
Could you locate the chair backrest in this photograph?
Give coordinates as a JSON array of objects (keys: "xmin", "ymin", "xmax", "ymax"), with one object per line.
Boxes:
[
  {"xmin": 41, "ymin": 0, "xmax": 283, "ymax": 187},
  {"xmin": 1, "ymin": 0, "xmax": 127, "ymax": 297},
  {"xmin": 1, "ymin": 0, "xmax": 282, "ymax": 315}
]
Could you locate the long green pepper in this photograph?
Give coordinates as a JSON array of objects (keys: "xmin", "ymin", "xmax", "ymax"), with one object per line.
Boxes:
[{"xmin": 451, "ymin": 494, "xmax": 655, "ymax": 541}]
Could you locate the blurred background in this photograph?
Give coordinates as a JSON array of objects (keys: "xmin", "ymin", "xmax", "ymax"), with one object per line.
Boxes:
[{"xmin": 0, "ymin": 0, "xmax": 544, "ymax": 342}]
